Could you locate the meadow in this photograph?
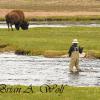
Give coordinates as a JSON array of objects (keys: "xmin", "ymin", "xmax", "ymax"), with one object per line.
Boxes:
[
  {"xmin": 0, "ymin": 0, "xmax": 100, "ymax": 12},
  {"xmin": 0, "ymin": 1, "xmax": 100, "ymax": 100},
  {"xmin": 0, "ymin": 27, "xmax": 100, "ymax": 58},
  {"xmin": 0, "ymin": 0, "xmax": 100, "ymax": 21}
]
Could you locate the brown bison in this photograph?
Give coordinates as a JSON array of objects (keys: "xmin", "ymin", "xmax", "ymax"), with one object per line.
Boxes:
[{"xmin": 5, "ymin": 10, "xmax": 29, "ymax": 31}]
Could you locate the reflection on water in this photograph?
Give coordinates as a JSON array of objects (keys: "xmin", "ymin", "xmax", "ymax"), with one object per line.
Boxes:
[{"xmin": 0, "ymin": 52, "xmax": 100, "ymax": 86}]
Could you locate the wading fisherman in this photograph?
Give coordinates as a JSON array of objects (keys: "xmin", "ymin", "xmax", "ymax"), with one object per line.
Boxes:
[{"xmin": 68, "ymin": 39, "xmax": 83, "ymax": 73}]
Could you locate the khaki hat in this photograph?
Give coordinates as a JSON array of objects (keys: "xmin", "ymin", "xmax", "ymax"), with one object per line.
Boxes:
[{"xmin": 72, "ymin": 39, "xmax": 79, "ymax": 43}]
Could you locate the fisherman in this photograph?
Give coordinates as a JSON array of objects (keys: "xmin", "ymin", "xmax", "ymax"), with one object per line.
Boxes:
[{"xmin": 68, "ymin": 39, "xmax": 83, "ymax": 73}]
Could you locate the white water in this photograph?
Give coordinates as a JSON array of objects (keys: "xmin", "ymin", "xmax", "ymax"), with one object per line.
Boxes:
[
  {"xmin": 0, "ymin": 52, "xmax": 100, "ymax": 86},
  {"xmin": 0, "ymin": 22, "xmax": 100, "ymax": 86},
  {"xmin": 1, "ymin": 22, "xmax": 100, "ymax": 28}
]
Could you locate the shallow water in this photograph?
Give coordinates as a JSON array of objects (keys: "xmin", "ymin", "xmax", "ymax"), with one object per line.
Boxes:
[
  {"xmin": 1, "ymin": 21, "xmax": 100, "ymax": 28},
  {"xmin": 0, "ymin": 52, "xmax": 100, "ymax": 86}
]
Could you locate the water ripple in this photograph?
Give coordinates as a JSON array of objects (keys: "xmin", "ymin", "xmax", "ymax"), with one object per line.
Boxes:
[{"xmin": 0, "ymin": 52, "xmax": 100, "ymax": 86}]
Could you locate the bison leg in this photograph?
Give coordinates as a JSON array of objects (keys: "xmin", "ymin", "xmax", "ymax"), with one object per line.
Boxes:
[
  {"xmin": 10, "ymin": 24, "xmax": 13, "ymax": 31},
  {"xmin": 15, "ymin": 23, "xmax": 20, "ymax": 30},
  {"xmin": 7, "ymin": 22, "xmax": 10, "ymax": 31}
]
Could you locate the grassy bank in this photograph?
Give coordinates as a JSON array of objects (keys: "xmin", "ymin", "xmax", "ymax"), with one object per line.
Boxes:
[
  {"xmin": 26, "ymin": 15, "xmax": 100, "ymax": 22},
  {"xmin": 1, "ymin": 15, "xmax": 100, "ymax": 22},
  {"xmin": 0, "ymin": 27, "xmax": 100, "ymax": 58},
  {"xmin": 0, "ymin": 85, "xmax": 100, "ymax": 100}
]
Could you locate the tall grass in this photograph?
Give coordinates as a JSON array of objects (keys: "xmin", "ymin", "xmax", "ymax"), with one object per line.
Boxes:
[
  {"xmin": 1, "ymin": 15, "xmax": 100, "ymax": 22},
  {"xmin": 27, "ymin": 16, "xmax": 100, "ymax": 22}
]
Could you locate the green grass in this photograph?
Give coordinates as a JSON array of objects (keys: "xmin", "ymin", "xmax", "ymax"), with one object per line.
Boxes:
[
  {"xmin": 0, "ymin": 85, "xmax": 100, "ymax": 100},
  {"xmin": 2, "ymin": 15, "xmax": 100, "ymax": 22},
  {"xmin": 0, "ymin": 27, "xmax": 100, "ymax": 58},
  {"xmin": 1, "ymin": 15, "xmax": 100, "ymax": 22}
]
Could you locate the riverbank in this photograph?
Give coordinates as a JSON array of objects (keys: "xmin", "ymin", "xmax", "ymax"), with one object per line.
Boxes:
[
  {"xmin": 0, "ymin": 85, "xmax": 100, "ymax": 100},
  {"xmin": 0, "ymin": 27, "xmax": 99, "ymax": 59},
  {"xmin": 1, "ymin": 14, "xmax": 100, "ymax": 23}
]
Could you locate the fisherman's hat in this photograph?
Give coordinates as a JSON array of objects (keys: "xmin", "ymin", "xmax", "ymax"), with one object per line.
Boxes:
[{"xmin": 72, "ymin": 39, "xmax": 79, "ymax": 43}]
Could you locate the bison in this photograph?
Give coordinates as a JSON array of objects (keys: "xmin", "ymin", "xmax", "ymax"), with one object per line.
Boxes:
[{"xmin": 5, "ymin": 10, "xmax": 29, "ymax": 31}]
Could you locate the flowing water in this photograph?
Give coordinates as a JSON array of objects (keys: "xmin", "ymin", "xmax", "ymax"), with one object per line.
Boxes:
[
  {"xmin": 1, "ymin": 21, "xmax": 100, "ymax": 28},
  {"xmin": 0, "ymin": 22, "xmax": 100, "ymax": 86},
  {"xmin": 0, "ymin": 52, "xmax": 100, "ymax": 86}
]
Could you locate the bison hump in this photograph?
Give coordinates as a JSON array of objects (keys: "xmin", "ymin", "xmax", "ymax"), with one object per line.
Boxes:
[
  {"xmin": 5, "ymin": 10, "xmax": 25, "ymax": 24},
  {"xmin": 11, "ymin": 10, "xmax": 25, "ymax": 19}
]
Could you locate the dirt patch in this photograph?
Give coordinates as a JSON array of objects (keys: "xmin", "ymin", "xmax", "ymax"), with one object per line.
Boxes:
[
  {"xmin": 1, "ymin": 8, "xmax": 100, "ymax": 19},
  {"xmin": 24, "ymin": 11, "xmax": 100, "ymax": 18},
  {"xmin": 0, "ymin": 9, "xmax": 13, "ymax": 18}
]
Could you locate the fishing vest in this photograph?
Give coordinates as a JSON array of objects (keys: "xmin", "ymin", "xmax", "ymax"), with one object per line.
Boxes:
[{"xmin": 73, "ymin": 46, "xmax": 79, "ymax": 52}]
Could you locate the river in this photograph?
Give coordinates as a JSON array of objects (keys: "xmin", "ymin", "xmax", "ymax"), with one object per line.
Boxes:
[
  {"xmin": 0, "ymin": 22, "xmax": 100, "ymax": 86},
  {"xmin": 0, "ymin": 52, "xmax": 100, "ymax": 86},
  {"xmin": 1, "ymin": 21, "xmax": 100, "ymax": 28}
]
